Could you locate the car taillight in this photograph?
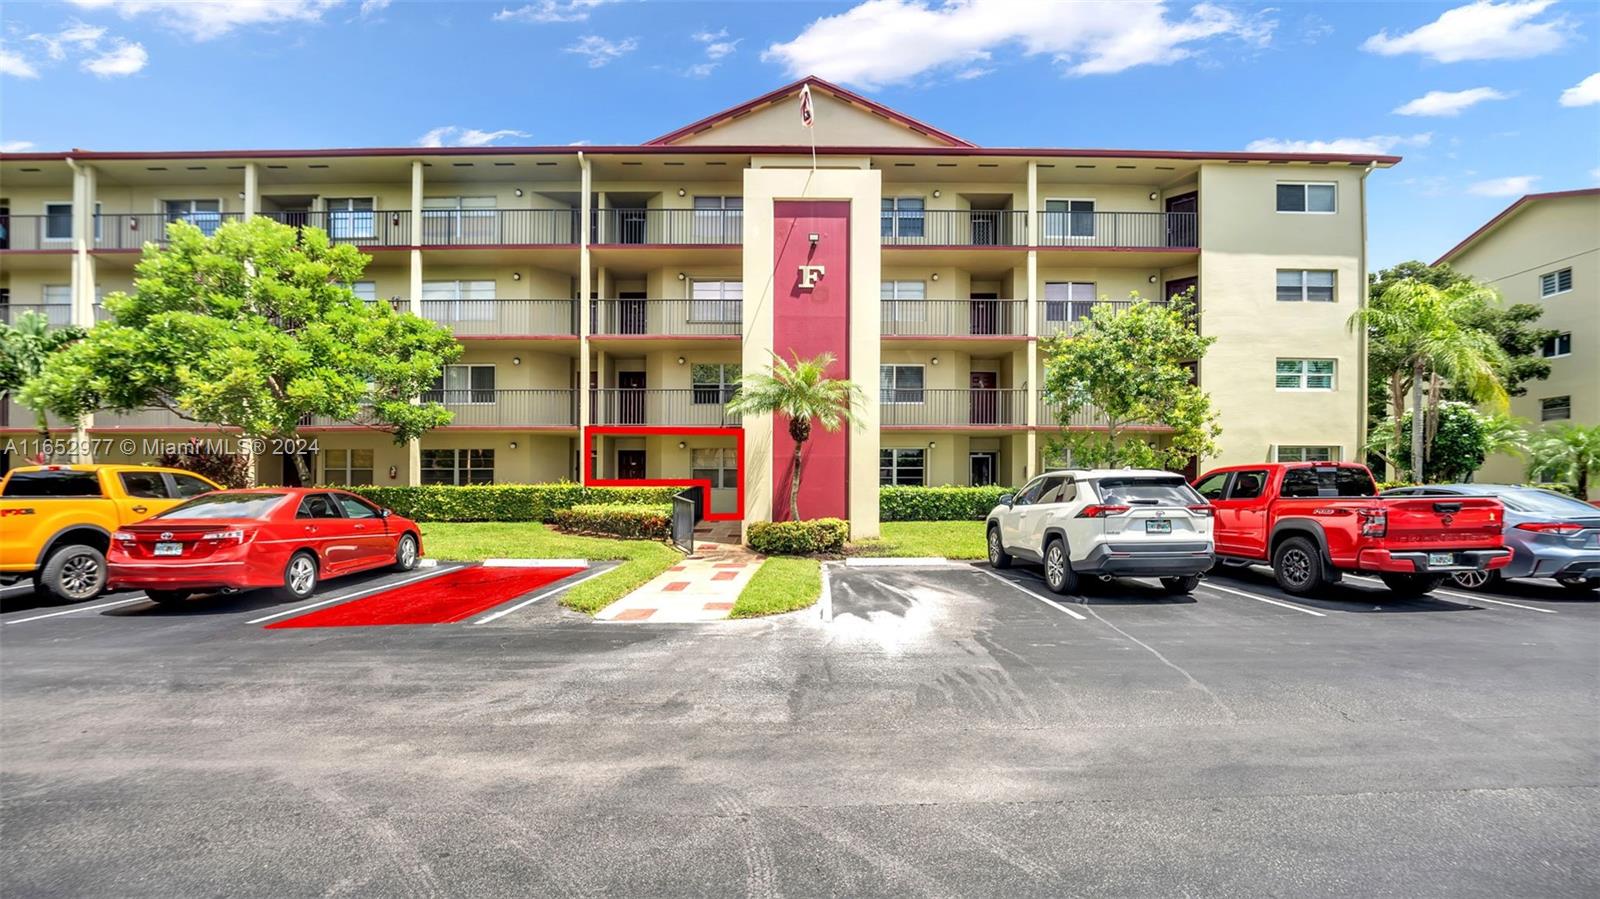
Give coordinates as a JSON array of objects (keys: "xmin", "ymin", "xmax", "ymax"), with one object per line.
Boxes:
[
  {"xmin": 1359, "ymin": 508, "xmax": 1387, "ymax": 537},
  {"xmin": 1515, "ymin": 522, "xmax": 1584, "ymax": 536},
  {"xmin": 1077, "ymin": 504, "xmax": 1131, "ymax": 518},
  {"xmin": 111, "ymin": 531, "xmax": 136, "ymax": 542},
  {"xmin": 200, "ymin": 529, "xmax": 248, "ymax": 544},
  {"xmin": 1187, "ymin": 504, "xmax": 1215, "ymax": 517}
]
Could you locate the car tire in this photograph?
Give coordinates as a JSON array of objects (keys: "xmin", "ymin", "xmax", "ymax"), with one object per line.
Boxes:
[
  {"xmin": 1555, "ymin": 575, "xmax": 1599, "ymax": 593},
  {"xmin": 1451, "ymin": 569, "xmax": 1501, "ymax": 591},
  {"xmin": 39, "ymin": 544, "xmax": 107, "ymax": 603},
  {"xmin": 986, "ymin": 526, "xmax": 1012, "ymax": 570},
  {"xmin": 1043, "ymin": 538, "xmax": 1077, "ymax": 595},
  {"xmin": 145, "ymin": 589, "xmax": 191, "ymax": 605},
  {"xmin": 272, "ymin": 551, "xmax": 319, "ymax": 602},
  {"xmin": 392, "ymin": 533, "xmax": 420, "ymax": 572},
  {"xmin": 1379, "ymin": 573, "xmax": 1446, "ymax": 596},
  {"xmin": 1161, "ymin": 574, "xmax": 1201, "ymax": 594},
  {"xmin": 1271, "ymin": 536, "xmax": 1327, "ymax": 596}
]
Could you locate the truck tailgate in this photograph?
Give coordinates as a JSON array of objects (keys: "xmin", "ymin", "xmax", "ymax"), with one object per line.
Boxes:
[{"xmin": 1381, "ymin": 497, "xmax": 1504, "ymax": 549}]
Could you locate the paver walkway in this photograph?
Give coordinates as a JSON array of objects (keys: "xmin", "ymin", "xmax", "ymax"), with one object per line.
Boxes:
[{"xmin": 596, "ymin": 521, "xmax": 760, "ymax": 622}]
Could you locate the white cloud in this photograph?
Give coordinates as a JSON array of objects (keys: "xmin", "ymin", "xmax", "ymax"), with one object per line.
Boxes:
[
  {"xmin": 29, "ymin": 22, "xmax": 106, "ymax": 60},
  {"xmin": 1393, "ymin": 86, "xmax": 1511, "ymax": 116},
  {"xmin": 359, "ymin": 0, "xmax": 391, "ymax": 17},
  {"xmin": 494, "ymin": 1, "xmax": 612, "ymax": 24},
  {"xmin": 66, "ymin": 0, "xmax": 341, "ymax": 41},
  {"xmin": 1559, "ymin": 72, "xmax": 1600, "ymax": 107},
  {"xmin": 1468, "ymin": 175, "xmax": 1540, "ymax": 197},
  {"xmin": 81, "ymin": 40, "xmax": 147, "ymax": 76},
  {"xmin": 763, "ymin": 0, "xmax": 1276, "ymax": 87},
  {"xmin": 1, "ymin": 140, "xmax": 37, "ymax": 152},
  {"xmin": 684, "ymin": 26, "xmax": 738, "ymax": 76},
  {"xmin": 1362, "ymin": 1, "xmax": 1570, "ymax": 63},
  {"xmin": 0, "ymin": 48, "xmax": 39, "ymax": 78},
  {"xmin": 565, "ymin": 34, "xmax": 636, "ymax": 67},
  {"xmin": 416, "ymin": 126, "xmax": 532, "ymax": 148},
  {"xmin": 1590, "ymin": 166, "xmax": 1600, "ymax": 183},
  {"xmin": 1246, "ymin": 133, "xmax": 1432, "ymax": 155}
]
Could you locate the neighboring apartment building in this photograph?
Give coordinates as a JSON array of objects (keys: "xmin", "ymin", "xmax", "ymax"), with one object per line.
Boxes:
[
  {"xmin": 1436, "ymin": 188, "xmax": 1600, "ymax": 499},
  {"xmin": 0, "ymin": 77, "xmax": 1396, "ymax": 535}
]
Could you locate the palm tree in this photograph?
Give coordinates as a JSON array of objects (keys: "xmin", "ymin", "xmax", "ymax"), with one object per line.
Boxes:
[
  {"xmin": 0, "ymin": 311, "xmax": 86, "ymax": 460},
  {"xmin": 1525, "ymin": 423, "xmax": 1600, "ymax": 499},
  {"xmin": 726, "ymin": 352, "xmax": 864, "ymax": 520}
]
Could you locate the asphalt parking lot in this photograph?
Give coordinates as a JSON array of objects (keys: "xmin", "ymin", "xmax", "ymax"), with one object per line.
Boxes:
[{"xmin": 1, "ymin": 561, "xmax": 1596, "ymax": 897}]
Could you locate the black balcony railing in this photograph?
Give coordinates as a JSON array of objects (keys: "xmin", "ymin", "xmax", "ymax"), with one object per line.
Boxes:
[
  {"xmin": 590, "ymin": 388, "xmax": 741, "ymax": 426},
  {"xmin": 256, "ymin": 210, "xmax": 412, "ymax": 247},
  {"xmin": 591, "ymin": 298, "xmax": 742, "ymax": 336},
  {"xmin": 419, "ymin": 388, "xmax": 577, "ymax": 427},
  {"xmin": 419, "ymin": 299, "xmax": 577, "ymax": 336},
  {"xmin": 89, "ymin": 212, "xmax": 246, "ymax": 250},
  {"xmin": 879, "ymin": 388, "xmax": 1027, "ymax": 427},
  {"xmin": 592, "ymin": 208, "xmax": 743, "ymax": 246},
  {"xmin": 1039, "ymin": 300, "xmax": 1173, "ymax": 337},
  {"xmin": 881, "ymin": 210, "xmax": 1027, "ymax": 247},
  {"xmin": 881, "ymin": 299, "xmax": 1027, "ymax": 337},
  {"xmin": 1037, "ymin": 211, "xmax": 1197, "ymax": 249},
  {"xmin": 418, "ymin": 208, "xmax": 578, "ymax": 246},
  {"xmin": 1, "ymin": 214, "xmax": 76, "ymax": 251},
  {"xmin": 0, "ymin": 304, "xmax": 73, "ymax": 327},
  {"xmin": 1036, "ymin": 397, "xmax": 1162, "ymax": 430}
]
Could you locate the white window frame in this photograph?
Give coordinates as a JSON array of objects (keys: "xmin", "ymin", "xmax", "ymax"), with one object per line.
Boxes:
[
  {"xmin": 323, "ymin": 196, "xmax": 378, "ymax": 241},
  {"xmin": 42, "ymin": 201, "xmax": 74, "ymax": 243},
  {"xmin": 322, "ymin": 448, "xmax": 376, "ymax": 486},
  {"xmin": 420, "ymin": 448, "xmax": 495, "ymax": 486},
  {"xmin": 1541, "ymin": 395, "xmax": 1572, "ymax": 422},
  {"xmin": 690, "ymin": 362, "xmax": 741, "ymax": 406},
  {"xmin": 881, "ymin": 196, "xmax": 926, "ymax": 240},
  {"xmin": 431, "ymin": 363, "xmax": 497, "ymax": 405},
  {"xmin": 1539, "ymin": 267, "xmax": 1573, "ymax": 297},
  {"xmin": 1043, "ymin": 197, "xmax": 1096, "ymax": 240},
  {"xmin": 1275, "ymin": 269, "xmax": 1336, "ymax": 302},
  {"xmin": 159, "ymin": 198, "xmax": 226, "ymax": 236},
  {"xmin": 422, "ymin": 279, "xmax": 496, "ymax": 323},
  {"xmin": 1275, "ymin": 182, "xmax": 1337, "ymax": 215},
  {"xmin": 690, "ymin": 447, "xmax": 739, "ymax": 489},
  {"xmin": 1275, "ymin": 358, "xmax": 1336, "ymax": 391},
  {"xmin": 1275, "ymin": 445, "xmax": 1340, "ymax": 463},
  {"xmin": 688, "ymin": 279, "xmax": 741, "ymax": 323},
  {"xmin": 691, "ymin": 196, "xmax": 742, "ymax": 243},
  {"xmin": 881, "ymin": 280, "xmax": 928, "ymax": 323},
  {"xmin": 879, "ymin": 448, "xmax": 927, "ymax": 487},
  {"xmin": 1043, "ymin": 281, "xmax": 1097, "ymax": 322},
  {"xmin": 1542, "ymin": 332, "xmax": 1572, "ymax": 359},
  {"xmin": 879, "ymin": 364, "xmax": 926, "ymax": 405}
]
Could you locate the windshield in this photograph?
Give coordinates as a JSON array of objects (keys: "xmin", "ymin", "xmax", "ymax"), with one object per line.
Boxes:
[
  {"xmin": 1095, "ymin": 476, "xmax": 1202, "ymax": 506},
  {"xmin": 2, "ymin": 470, "xmax": 102, "ymax": 498},
  {"xmin": 155, "ymin": 492, "xmax": 288, "ymax": 520},
  {"xmin": 1495, "ymin": 488, "xmax": 1600, "ymax": 518}
]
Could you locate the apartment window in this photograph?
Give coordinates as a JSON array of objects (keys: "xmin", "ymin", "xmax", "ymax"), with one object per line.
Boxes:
[
  {"xmin": 1276, "ymin": 358, "xmax": 1335, "ymax": 390},
  {"xmin": 346, "ymin": 281, "xmax": 378, "ymax": 302},
  {"xmin": 1276, "ymin": 446, "xmax": 1339, "ymax": 463},
  {"xmin": 423, "ymin": 280, "xmax": 496, "ymax": 323},
  {"xmin": 164, "ymin": 199, "xmax": 223, "ymax": 235},
  {"xmin": 323, "ymin": 448, "xmax": 375, "ymax": 486},
  {"xmin": 420, "ymin": 448, "xmax": 494, "ymax": 485},
  {"xmin": 1276, "ymin": 269, "xmax": 1336, "ymax": 302},
  {"xmin": 1043, "ymin": 199, "xmax": 1095, "ymax": 240},
  {"xmin": 427, "ymin": 364, "xmax": 496, "ymax": 404},
  {"xmin": 881, "ymin": 197, "xmax": 925, "ymax": 239},
  {"xmin": 882, "ymin": 280, "xmax": 927, "ymax": 323},
  {"xmin": 422, "ymin": 196, "xmax": 495, "ymax": 243},
  {"xmin": 689, "ymin": 279, "xmax": 741, "ymax": 323},
  {"xmin": 324, "ymin": 197, "xmax": 376, "ymax": 240},
  {"xmin": 879, "ymin": 448, "xmax": 926, "ymax": 486},
  {"xmin": 1539, "ymin": 267, "xmax": 1573, "ymax": 297},
  {"xmin": 1541, "ymin": 396, "xmax": 1571, "ymax": 421},
  {"xmin": 1275, "ymin": 182, "xmax": 1336, "ymax": 213},
  {"xmin": 880, "ymin": 364, "xmax": 925, "ymax": 404},
  {"xmin": 691, "ymin": 447, "xmax": 738, "ymax": 488},
  {"xmin": 1542, "ymin": 332, "xmax": 1572, "ymax": 358},
  {"xmin": 691, "ymin": 363, "xmax": 741, "ymax": 405},
  {"xmin": 44, "ymin": 202, "xmax": 73, "ymax": 240},
  {"xmin": 692, "ymin": 196, "xmax": 741, "ymax": 242},
  {"xmin": 1044, "ymin": 282, "xmax": 1096, "ymax": 322}
]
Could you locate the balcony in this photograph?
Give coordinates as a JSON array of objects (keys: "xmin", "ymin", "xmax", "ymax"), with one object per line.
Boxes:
[
  {"xmin": 419, "ymin": 299, "xmax": 578, "ymax": 337},
  {"xmin": 90, "ymin": 408, "xmax": 219, "ymax": 430},
  {"xmin": 1038, "ymin": 299, "xmax": 1170, "ymax": 338},
  {"xmin": 590, "ymin": 388, "xmax": 741, "ymax": 427},
  {"xmin": 881, "ymin": 210, "xmax": 1027, "ymax": 247},
  {"xmin": 1036, "ymin": 211, "xmax": 1197, "ymax": 249},
  {"xmin": 881, "ymin": 299, "xmax": 1026, "ymax": 338},
  {"xmin": 879, "ymin": 388, "xmax": 1027, "ymax": 428},
  {"xmin": 416, "ymin": 209, "xmax": 577, "ymax": 247},
  {"xmin": 0, "ymin": 304, "xmax": 73, "ymax": 327},
  {"xmin": 592, "ymin": 208, "xmax": 742, "ymax": 246},
  {"xmin": 1037, "ymin": 397, "xmax": 1173, "ymax": 431},
  {"xmin": 420, "ymin": 388, "xmax": 578, "ymax": 428},
  {"xmin": 1, "ymin": 215, "xmax": 75, "ymax": 251},
  {"xmin": 591, "ymin": 298, "xmax": 741, "ymax": 338},
  {"xmin": 94, "ymin": 212, "xmax": 248, "ymax": 250}
]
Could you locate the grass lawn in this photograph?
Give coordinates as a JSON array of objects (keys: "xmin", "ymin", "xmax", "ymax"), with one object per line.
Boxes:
[
  {"xmin": 731, "ymin": 557, "xmax": 821, "ymax": 619},
  {"xmin": 849, "ymin": 520, "xmax": 986, "ymax": 559},
  {"xmin": 418, "ymin": 522, "xmax": 679, "ymax": 615}
]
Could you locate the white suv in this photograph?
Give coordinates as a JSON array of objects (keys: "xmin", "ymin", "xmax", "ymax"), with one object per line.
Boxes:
[{"xmin": 986, "ymin": 469, "xmax": 1215, "ymax": 595}]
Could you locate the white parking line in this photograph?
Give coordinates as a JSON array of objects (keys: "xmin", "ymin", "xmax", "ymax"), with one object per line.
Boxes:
[
  {"xmin": 1198, "ymin": 581, "xmax": 1327, "ymax": 617},
  {"xmin": 472, "ymin": 567, "xmax": 607, "ymax": 624},
  {"xmin": 1344, "ymin": 575, "xmax": 1558, "ymax": 614},
  {"xmin": 246, "ymin": 568, "xmax": 452, "ymax": 625},
  {"xmin": 819, "ymin": 562, "xmax": 835, "ymax": 623},
  {"xmin": 976, "ymin": 568, "xmax": 1088, "ymax": 621},
  {"xmin": 0, "ymin": 594, "xmax": 150, "ymax": 625}
]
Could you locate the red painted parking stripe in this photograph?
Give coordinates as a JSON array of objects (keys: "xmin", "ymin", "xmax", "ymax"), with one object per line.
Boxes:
[{"xmin": 266, "ymin": 565, "xmax": 584, "ymax": 628}]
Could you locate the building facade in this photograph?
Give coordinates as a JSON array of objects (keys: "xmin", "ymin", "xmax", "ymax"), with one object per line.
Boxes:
[
  {"xmin": 0, "ymin": 77, "xmax": 1397, "ymax": 534},
  {"xmin": 1436, "ymin": 188, "xmax": 1600, "ymax": 498}
]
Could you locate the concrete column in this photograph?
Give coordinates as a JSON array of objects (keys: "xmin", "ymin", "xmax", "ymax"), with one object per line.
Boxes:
[
  {"xmin": 577, "ymin": 154, "xmax": 593, "ymax": 443},
  {"xmin": 1024, "ymin": 159, "xmax": 1040, "ymax": 478},
  {"xmin": 405, "ymin": 160, "xmax": 425, "ymax": 485},
  {"xmin": 65, "ymin": 160, "xmax": 97, "ymax": 457},
  {"xmin": 243, "ymin": 163, "xmax": 260, "ymax": 218}
]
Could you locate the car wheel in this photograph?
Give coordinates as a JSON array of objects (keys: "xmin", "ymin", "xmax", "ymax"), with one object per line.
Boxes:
[
  {"xmin": 272, "ymin": 551, "xmax": 319, "ymax": 602},
  {"xmin": 1161, "ymin": 574, "xmax": 1201, "ymax": 594},
  {"xmin": 986, "ymin": 526, "xmax": 1012, "ymax": 570},
  {"xmin": 39, "ymin": 545, "xmax": 107, "ymax": 603},
  {"xmin": 1043, "ymin": 538, "xmax": 1076, "ymax": 595},
  {"xmin": 145, "ymin": 589, "xmax": 192, "ymax": 605},
  {"xmin": 1555, "ymin": 575, "xmax": 1599, "ymax": 593},
  {"xmin": 1451, "ymin": 569, "xmax": 1500, "ymax": 591},
  {"xmin": 1271, "ymin": 537, "xmax": 1326, "ymax": 596},
  {"xmin": 1379, "ymin": 573, "xmax": 1446, "ymax": 597},
  {"xmin": 392, "ymin": 533, "xmax": 420, "ymax": 572}
]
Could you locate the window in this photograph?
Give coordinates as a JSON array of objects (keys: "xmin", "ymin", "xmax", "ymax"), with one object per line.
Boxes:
[
  {"xmin": 691, "ymin": 447, "xmax": 739, "ymax": 488},
  {"xmin": 323, "ymin": 448, "xmax": 375, "ymax": 486},
  {"xmin": 1281, "ymin": 466, "xmax": 1375, "ymax": 498},
  {"xmin": 335, "ymin": 494, "xmax": 380, "ymax": 519},
  {"xmin": 0, "ymin": 470, "xmax": 101, "ymax": 497},
  {"xmin": 692, "ymin": 196, "xmax": 741, "ymax": 242},
  {"xmin": 118, "ymin": 471, "xmax": 168, "ymax": 499},
  {"xmin": 879, "ymin": 365, "xmax": 925, "ymax": 404},
  {"xmin": 1276, "ymin": 358, "xmax": 1335, "ymax": 390},
  {"xmin": 689, "ymin": 279, "xmax": 742, "ymax": 323},
  {"xmin": 691, "ymin": 363, "xmax": 740, "ymax": 405},
  {"xmin": 1044, "ymin": 282, "xmax": 1096, "ymax": 322},
  {"xmin": 1095, "ymin": 476, "xmax": 1202, "ymax": 507},
  {"xmin": 1227, "ymin": 471, "xmax": 1269, "ymax": 500},
  {"xmin": 1036, "ymin": 477, "xmax": 1076, "ymax": 504},
  {"xmin": 169, "ymin": 474, "xmax": 214, "ymax": 498},
  {"xmin": 1541, "ymin": 395, "xmax": 1571, "ymax": 421},
  {"xmin": 1193, "ymin": 472, "xmax": 1229, "ymax": 501},
  {"xmin": 1276, "ymin": 445, "xmax": 1339, "ymax": 463},
  {"xmin": 40, "ymin": 285, "xmax": 72, "ymax": 326},
  {"xmin": 881, "ymin": 197, "xmax": 924, "ymax": 239},
  {"xmin": 297, "ymin": 494, "xmax": 343, "ymax": 519},
  {"xmin": 427, "ymin": 364, "xmax": 496, "ymax": 404},
  {"xmin": 1539, "ymin": 267, "xmax": 1573, "ymax": 297},
  {"xmin": 422, "ymin": 196, "xmax": 495, "ymax": 243},
  {"xmin": 1275, "ymin": 182, "xmax": 1336, "ymax": 213},
  {"xmin": 1276, "ymin": 270, "xmax": 1336, "ymax": 302},
  {"xmin": 158, "ymin": 493, "xmax": 287, "ymax": 519},
  {"xmin": 44, "ymin": 202, "xmax": 73, "ymax": 240},
  {"xmin": 1542, "ymin": 332, "xmax": 1572, "ymax": 358},
  {"xmin": 326, "ymin": 197, "xmax": 376, "ymax": 240},
  {"xmin": 879, "ymin": 448, "xmax": 926, "ymax": 486},
  {"xmin": 420, "ymin": 448, "xmax": 495, "ymax": 485},
  {"xmin": 164, "ymin": 199, "xmax": 223, "ymax": 235},
  {"xmin": 1043, "ymin": 199, "xmax": 1095, "ymax": 240},
  {"xmin": 881, "ymin": 280, "xmax": 927, "ymax": 323},
  {"xmin": 423, "ymin": 280, "xmax": 496, "ymax": 323},
  {"xmin": 347, "ymin": 281, "xmax": 379, "ymax": 302}
]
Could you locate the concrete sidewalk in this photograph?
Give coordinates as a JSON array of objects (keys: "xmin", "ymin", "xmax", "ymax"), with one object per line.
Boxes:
[{"xmin": 596, "ymin": 521, "xmax": 759, "ymax": 622}]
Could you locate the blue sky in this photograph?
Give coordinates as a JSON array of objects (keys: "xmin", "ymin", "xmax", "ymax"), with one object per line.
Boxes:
[{"xmin": 2, "ymin": 0, "xmax": 1597, "ymax": 267}]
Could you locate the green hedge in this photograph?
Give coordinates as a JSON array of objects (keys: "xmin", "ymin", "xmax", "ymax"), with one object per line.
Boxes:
[
  {"xmin": 747, "ymin": 518, "xmax": 849, "ymax": 555},
  {"xmin": 345, "ymin": 483, "xmax": 682, "ymax": 522},
  {"xmin": 553, "ymin": 504, "xmax": 671, "ymax": 540},
  {"xmin": 880, "ymin": 485, "xmax": 1015, "ymax": 521}
]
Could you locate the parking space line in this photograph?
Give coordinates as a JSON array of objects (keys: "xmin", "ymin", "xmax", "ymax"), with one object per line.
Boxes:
[
  {"xmin": 472, "ymin": 567, "xmax": 607, "ymax": 624},
  {"xmin": 819, "ymin": 562, "xmax": 835, "ymax": 622},
  {"xmin": 976, "ymin": 568, "xmax": 1088, "ymax": 620},
  {"xmin": 246, "ymin": 568, "xmax": 452, "ymax": 625},
  {"xmin": 1344, "ymin": 575, "xmax": 1558, "ymax": 614},
  {"xmin": 0, "ymin": 594, "xmax": 150, "ymax": 625},
  {"xmin": 1198, "ymin": 581, "xmax": 1327, "ymax": 617}
]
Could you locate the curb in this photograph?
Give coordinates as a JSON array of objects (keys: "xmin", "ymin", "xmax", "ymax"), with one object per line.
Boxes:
[{"xmin": 482, "ymin": 558, "xmax": 589, "ymax": 568}]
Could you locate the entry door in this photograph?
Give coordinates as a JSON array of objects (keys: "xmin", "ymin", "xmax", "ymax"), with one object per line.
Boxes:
[
  {"xmin": 969, "ymin": 452, "xmax": 997, "ymax": 487},
  {"xmin": 1165, "ymin": 192, "xmax": 1198, "ymax": 247},
  {"xmin": 619, "ymin": 291, "xmax": 647, "ymax": 335},
  {"xmin": 618, "ymin": 208, "xmax": 647, "ymax": 245},
  {"xmin": 971, "ymin": 210, "xmax": 999, "ymax": 246},
  {"xmin": 617, "ymin": 450, "xmax": 647, "ymax": 480},
  {"xmin": 970, "ymin": 371, "xmax": 998, "ymax": 425},
  {"xmin": 618, "ymin": 371, "xmax": 646, "ymax": 425},
  {"xmin": 0, "ymin": 205, "xmax": 10, "ymax": 250},
  {"xmin": 969, "ymin": 292, "xmax": 999, "ymax": 336},
  {"xmin": 1164, "ymin": 276, "xmax": 1198, "ymax": 309}
]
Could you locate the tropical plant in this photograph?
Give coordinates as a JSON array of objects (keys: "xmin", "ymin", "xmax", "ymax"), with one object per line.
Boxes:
[
  {"xmin": 725, "ymin": 352, "xmax": 864, "ymax": 520},
  {"xmin": 156, "ymin": 439, "xmax": 253, "ymax": 488},
  {"xmin": 1371, "ymin": 402, "xmax": 1489, "ymax": 483},
  {"xmin": 1525, "ymin": 423, "xmax": 1600, "ymax": 499},
  {"xmin": 0, "ymin": 310, "xmax": 87, "ymax": 460}
]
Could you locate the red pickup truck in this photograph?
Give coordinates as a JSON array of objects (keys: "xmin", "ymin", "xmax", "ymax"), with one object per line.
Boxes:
[{"xmin": 1192, "ymin": 462, "xmax": 1512, "ymax": 596}]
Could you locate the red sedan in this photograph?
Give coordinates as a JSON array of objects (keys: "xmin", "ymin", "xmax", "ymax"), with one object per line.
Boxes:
[{"xmin": 107, "ymin": 488, "xmax": 423, "ymax": 605}]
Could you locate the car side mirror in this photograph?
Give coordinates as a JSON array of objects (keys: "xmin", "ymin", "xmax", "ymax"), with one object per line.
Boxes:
[
  {"xmin": 381, "ymin": 508, "xmax": 392, "ymax": 518},
  {"xmin": 998, "ymin": 493, "xmax": 1014, "ymax": 507}
]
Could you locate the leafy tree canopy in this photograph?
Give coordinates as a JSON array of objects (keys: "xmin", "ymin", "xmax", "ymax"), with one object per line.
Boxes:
[{"xmin": 1, "ymin": 310, "xmax": 87, "ymax": 452}]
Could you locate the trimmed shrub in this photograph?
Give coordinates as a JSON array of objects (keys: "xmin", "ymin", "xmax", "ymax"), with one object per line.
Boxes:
[
  {"xmin": 553, "ymin": 504, "xmax": 671, "ymax": 540},
  {"xmin": 747, "ymin": 518, "xmax": 849, "ymax": 555},
  {"xmin": 880, "ymin": 485, "xmax": 1015, "ymax": 521},
  {"xmin": 344, "ymin": 483, "xmax": 681, "ymax": 522}
]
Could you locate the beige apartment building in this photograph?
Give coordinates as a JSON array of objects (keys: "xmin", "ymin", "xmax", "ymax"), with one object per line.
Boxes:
[
  {"xmin": 0, "ymin": 77, "xmax": 1397, "ymax": 534},
  {"xmin": 1436, "ymin": 188, "xmax": 1600, "ymax": 498}
]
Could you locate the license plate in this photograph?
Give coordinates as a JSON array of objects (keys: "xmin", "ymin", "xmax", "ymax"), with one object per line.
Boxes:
[
  {"xmin": 1428, "ymin": 552, "xmax": 1455, "ymax": 566},
  {"xmin": 1145, "ymin": 520, "xmax": 1173, "ymax": 534},
  {"xmin": 154, "ymin": 542, "xmax": 183, "ymax": 556}
]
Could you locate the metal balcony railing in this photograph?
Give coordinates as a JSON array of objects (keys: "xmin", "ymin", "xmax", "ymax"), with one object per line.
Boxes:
[
  {"xmin": 590, "ymin": 388, "xmax": 742, "ymax": 426},
  {"xmin": 256, "ymin": 210, "xmax": 412, "ymax": 247},
  {"xmin": 1036, "ymin": 397, "xmax": 1176, "ymax": 430},
  {"xmin": 881, "ymin": 210, "xmax": 1027, "ymax": 247},
  {"xmin": 592, "ymin": 208, "xmax": 743, "ymax": 246},
  {"xmin": 0, "ymin": 304, "xmax": 73, "ymax": 327},
  {"xmin": 419, "ymin": 299, "xmax": 578, "ymax": 336},
  {"xmin": 418, "ymin": 208, "xmax": 578, "ymax": 246},
  {"xmin": 1036, "ymin": 211, "xmax": 1197, "ymax": 249},
  {"xmin": 1, "ymin": 215, "xmax": 77, "ymax": 251},
  {"xmin": 91, "ymin": 213, "xmax": 247, "ymax": 250},
  {"xmin": 879, "ymin": 388, "xmax": 1027, "ymax": 427},
  {"xmin": 90, "ymin": 407, "xmax": 212, "ymax": 429},
  {"xmin": 591, "ymin": 298, "xmax": 742, "ymax": 337},
  {"xmin": 1038, "ymin": 300, "xmax": 1171, "ymax": 338},
  {"xmin": 420, "ymin": 388, "xmax": 577, "ymax": 427},
  {"xmin": 881, "ymin": 299, "xmax": 1027, "ymax": 337}
]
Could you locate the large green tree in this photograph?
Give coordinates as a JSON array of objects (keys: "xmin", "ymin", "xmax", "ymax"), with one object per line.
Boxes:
[
  {"xmin": 1040, "ymin": 294, "xmax": 1218, "ymax": 471},
  {"xmin": 725, "ymin": 352, "xmax": 863, "ymax": 521},
  {"xmin": 1526, "ymin": 423, "xmax": 1600, "ymax": 499},
  {"xmin": 0, "ymin": 311, "xmax": 87, "ymax": 460},
  {"xmin": 24, "ymin": 218, "xmax": 461, "ymax": 482}
]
